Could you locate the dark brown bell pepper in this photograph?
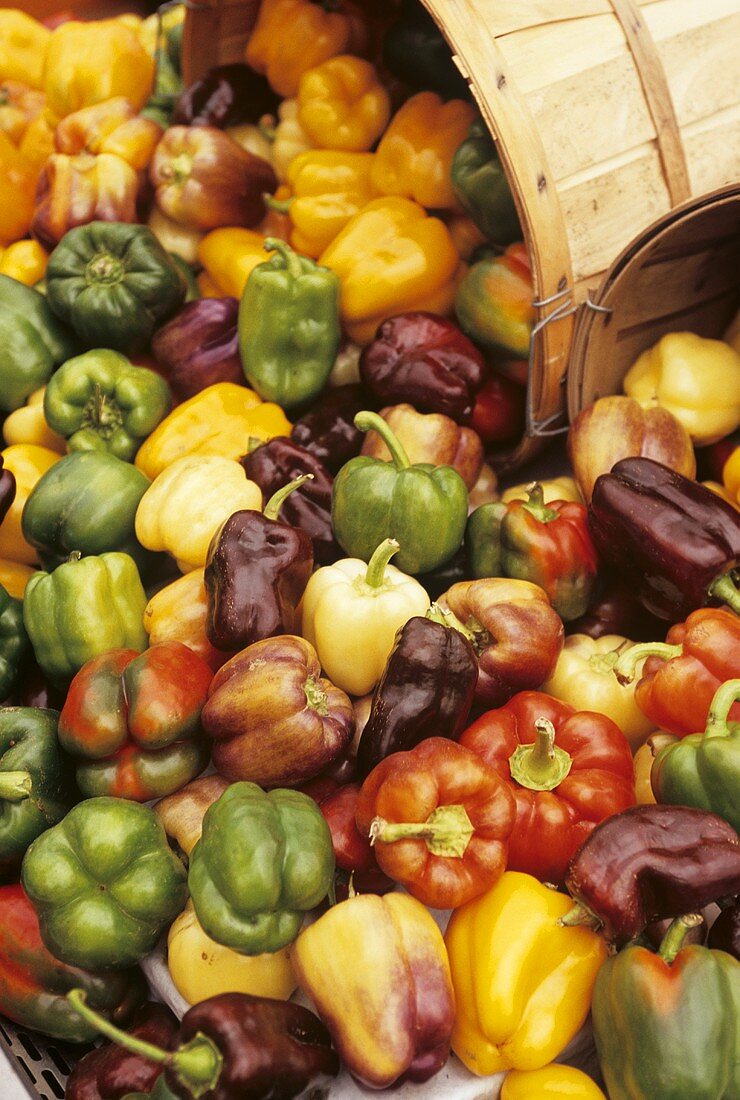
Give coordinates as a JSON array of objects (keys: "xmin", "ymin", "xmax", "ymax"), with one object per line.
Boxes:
[
  {"xmin": 205, "ymin": 475, "xmax": 313, "ymax": 651},
  {"xmin": 0, "ymin": 455, "xmax": 15, "ymax": 525},
  {"xmin": 240, "ymin": 437, "xmax": 340, "ymax": 565},
  {"xmin": 289, "ymin": 383, "xmax": 370, "ymax": 475},
  {"xmin": 707, "ymin": 897, "xmax": 740, "ymax": 959},
  {"xmin": 588, "ymin": 457, "xmax": 740, "ymax": 621},
  {"xmin": 171, "ymin": 63, "xmax": 280, "ymax": 128},
  {"xmin": 359, "ymin": 311, "xmax": 487, "ymax": 422},
  {"xmin": 356, "ymin": 605, "xmax": 478, "ymax": 777},
  {"xmin": 67, "ymin": 989, "xmax": 340, "ymax": 1100},
  {"xmin": 151, "ymin": 298, "xmax": 243, "ymax": 402},
  {"xmin": 563, "ymin": 804, "xmax": 740, "ymax": 945},
  {"xmin": 566, "ymin": 570, "xmax": 666, "ymax": 642},
  {"xmin": 66, "ymin": 1001, "xmax": 179, "ymax": 1100}
]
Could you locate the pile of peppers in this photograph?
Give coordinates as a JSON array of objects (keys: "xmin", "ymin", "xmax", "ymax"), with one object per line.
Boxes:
[{"xmin": 0, "ymin": 2, "xmax": 739, "ymax": 1099}]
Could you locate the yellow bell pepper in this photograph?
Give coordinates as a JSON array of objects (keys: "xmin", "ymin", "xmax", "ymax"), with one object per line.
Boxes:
[
  {"xmin": 43, "ymin": 19, "xmax": 154, "ymax": 118},
  {"xmin": 0, "ymin": 81, "xmax": 46, "ymax": 146},
  {"xmin": 0, "ymin": 241, "xmax": 48, "ymax": 287},
  {"xmin": 0, "ymin": 559, "xmax": 35, "ymax": 599},
  {"xmin": 18, "ymin": 111, "xmax": 55, "ymax": 177},
  {"xmin": 0, "ymin": 133, "xmax": 37, "ymax": 246},
  {"xmin": 279, "ymin": 149, "xmax": 378, "ymax": 258},
  {"xmin": 135, "ymin": 454, "xmax": 263, "ymax": 572},
  {"xmin": 623, "ymin": 331, "xmax": 740, "ymax": 445},
  {"xmin": 54, "ymin": 97, "xmax": 161, "ymax": 172},
  {"xmin": 144, "ymin": 568, "xmax": 225, "ymax": 671},
  {"xmin": 197, "ymin": 228, "xmax": 269, "ymax": 300},
  {"xmin": 226, "ymin": 122, "xmax": 274, "ymax": 164},
  {"xmin": 502, "ymin": 1065, "xmax": 607, "ymax": 1099},
  {"xmin": 297, "ymin": 56, "xmax": 390, "ymax": 153},
  {"xmin": 245, "ymin": 0, "xmax": 368, "ymax": 99},
  {"xmin": 372, "ymin": 92, "xmax": 476, "ymax": 210},
  {"xmin": 723, "ymin": 445, "xmax": 740, "ymax": 506},
  {"xmin": 501, "ymin": 477, "xmax": 583, "ymax": 506},
  {"xmin": 269, "ymin": 99, "xmax": 315, "ymax": 181},
  {"xmin": 445, "ymin": 871, "xmax": 608, "ymax": 1076},
  {"xmin": 32, "ymin": 151, "xmax": 139, "ymax": 249},
  {"xmin": 168, "ymin": 902, "xmax": 297, "ymax": 1005},
  {"xmin": 0, "ymin": 445, "xmax": 60, "ymax": 565},
  {"xmin": 2, "ymin": 388, "xmax": 64, "ymax": 451},
  {"xmin": 134, "ymin": 382, "xmax": 290, "ymax": 481},
  {"xmin": 703, "ymin": 479, "xmax": 738, "ymax": 508},
  {"xmin": 319, "ymin": 196, "xmax": 461, "ymax": 344},
  {"xmin": 0, "ymin": 11, "xmax": 50, "ymax": 90},
  {"xmin": 300, "ymin": 538, "xmax": 429, "ymax": 696}
]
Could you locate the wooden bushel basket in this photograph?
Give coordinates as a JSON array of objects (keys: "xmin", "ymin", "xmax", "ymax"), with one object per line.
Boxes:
[{"xmin": 182, "ymin": 0, "xmax": 740, "ymax": 469}]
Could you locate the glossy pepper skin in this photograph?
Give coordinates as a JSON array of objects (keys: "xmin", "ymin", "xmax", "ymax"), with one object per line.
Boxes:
[
  {"xmin": 361, "ymin": 402, "xmax": 484, "ymax": 491},
  {"xmin": 589, "ymin": 457, "xmax": 740, "ymax": 619},
  {"xmin": 297, "ymin": 55, "xmax": 390, "ymax": 153},
  {"xmin": 356, "ymin": 607, "xmax": 478, "ymax": 777},
  {"xmin": 592, "ymin": 914, "xmax": 740, "ymax": 1100},
  {"xmin": 0, "ymin": 585, "xmax": 30, "ymax": 701},
  {"xmin": 46, "ymin": 222, "xmax": 186, "ymax": 355},
  {"xmin": 43, "ymin": 18, "xmax": 154, "ymax": 117},
  {"xmin": 445, "ymin": 872, "xmax": 608, "ymax": 1076},
  {"xmin": 290, "ymin": 383, "xmax": 369, "ymax": 475},
  {"xmin": 460, "ymin": 691, "xmax": 635, "ymax": 883},
  {"xmin": 239, "ymin": 238, "xmax": 340, "ymax": 409},
  {"xmin": 144, "ymin": 569, "xmax": 227, "ymax": 673},
  {"xmin": 0, "ymin": 884, "xmax": 145, "ymax": 1043},
  {"xmin": 171, "ymin": 63, "xmax": 279, "ymax": 128},
  {"xmin": 501, "ymin": 1066, "xmax": 607, "ymax": 1100},
  {"xmin": 66, "ymin": 1002, "xmax": 179, "ymax": 1100},
  {"xmin": 277, "ymin": 149, "xmax": 377, "ymax": 258},
  {"xmin": 188, "ymin": 781, "xmax": 335, "ymax": 955},
  {"xmin": 359, "ymin": 312, "xmax": 487, "ymax": 423},
  {"xmin": 451, "ymin": 117, "xmax": 520, "ymax": 245},
  {"xmin": 22, "ymin": 796, "xmax": 187, "ymax": 970},
  {"xmin": 151, "ymin": 298, "xmax": 243, "ymax": 401},
  {"xmin": 0, "ymin": 273, "xmax": 76, "ymax": 413},
  {"xmin": 381, "ymin": 0, "xmax": 471, "ymax": 100},
  {"xmin": 0, "ymin": 457, "xmax": 14, "ymax": 527},
  {"xmin": 53, "ymin": 98, "xmax": 163, "ymax": 173},
  {"xmin": 241, "ymin": 437, "xmax": 340, "ymax": 565},
  {"xmin": 332, "ymin": 410, "xmax": 468, "ymax": 574},
  {"xmin": 31, "ymin": 152, "xmax": 141, "ymax": 252},
  {"xmin": 455, "ymin": 242, "xmax": 534, "ymax": 360},
  {"xmin": 293, "ymin": 890, "xmax": 454, "ymax": 1088},
  {"xmin": 564, "ymin": 804, "xmax": 740, "ymax": 945}
]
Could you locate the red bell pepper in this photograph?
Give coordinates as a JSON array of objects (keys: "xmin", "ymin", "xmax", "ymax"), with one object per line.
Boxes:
[
  {"xmin": 459, "ymin": 690, "xmax": 635, "ymax": 883},
  {"xmin": 614, "ymin": 607, "xmax": 740, "ymax": 736},
  {"xmin": 469, "ymin": 370, "xmax": 526, "ymax": 446},
  {"xmin": 355, "ymin": 736, "xmax": 516, "ymax": 909}
]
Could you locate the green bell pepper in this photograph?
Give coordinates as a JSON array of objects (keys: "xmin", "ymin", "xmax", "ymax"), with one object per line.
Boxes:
[
  {"xmin": 21, "ymin": 796, "xmax": 188, "ymax": 970},
  {"xmin": 22, "ymin": 551, "xmax": 148, "ymax": 688},
  {"xmin": 46, "ymin": 221, "xmax": 186, "ymax": 354},
  {"xmin": 43, "ymin": 349, "xmax": 171, "ymax": 462},
  {"xmin": 0, "ymin": 273, "xmax": 77, "ymax": 412},
  {"xmin": 451, "ymin": 118, "xmax": 520, "ymax": 245},
  {"xmin": 332, "ymin": 410, "xmax": 468, "ymax": 575},
  {"xmin": 22, "ymin": 450, "xmax": 151, "ymax": 569},
  {"xmin": 592, "ymin": 914, "xmax": 739, "ymax": 1100},
  {"xmin": 0, "ymin": 583, "xmax": 31, "ymax": 700},
  {"xmin": 0, "ymin": 707, "xmax": 73, "ymax": 875},
  {"xmin": 651, "ymin": 678, "xmax": 740, "ymax": 832},
  {"xmin": 188, "ymin": 781, "xmax": 335, "ymax": 955},
  {"xmin": 466, "ymin": 500, "xmax": 505, "ymax": 580},
  {"xmin": 238, "ymin": 238, "xmax": 340, "ymax": 409}
]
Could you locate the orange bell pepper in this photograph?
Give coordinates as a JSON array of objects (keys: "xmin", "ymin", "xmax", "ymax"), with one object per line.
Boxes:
[
  {"xmin": 0, "ymin": 559, "xmax": 36, "ymax": 599},
  {"xmin": 297, "ymin": 55, "xmax": 390, "ymax": 152},
  {"xmin": 144, "ymin": 568, "xmax": 227, "ymax": 672},
  {"xmin": 197, "ymin": 227, "xmax": 269, "ymax": 299},
  {"xmin": 0, "ymin": 11, "xmax": 50, "ymax": 90},
  {"xmin": 55, "ymin": 97, "xmax": 161, "ymax": 172},
  {"xmin": 0, "ymin": 445, "xmax": 60, "ymax": 565},
  {"xmin": 43, "ymin": 19, "xmax": 154, "ymax": 117},
  {"xmin": 0, "ymin": 241, "xmax": 48, "ymax": 287},
  {"xmin": 0, "ymin": 133, "xmax": 36, "ymax": 246}
]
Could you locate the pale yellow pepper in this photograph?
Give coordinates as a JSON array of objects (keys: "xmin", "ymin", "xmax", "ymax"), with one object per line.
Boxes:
[
  {"xmin": 148, "ymin": 207, "xmax": 204, "ymax": 266},
  {"xmin": 300, "ymin": 538, "xmax": 429, "ymax": 696},
  {"xmin": 633, "ymin": 733, "xmax": 674, "ymax": 804},
  {"xmin": 135, "ymin": 455, "xmax": 262, "ymax": 572},
  {"xmin": 197, "ymin": 228, "xmax": 269, "ymax": 299},
  {"xmin": 623, "ymin": 331, "xmax": 740, "ymax": 445},
  {"xmin": 501, "ymin": 476, "xmax": 583, "ymax": 505},
  {"xmin": 0, "ymin": 559, "xmax": 35, "ymax": 599},
  {"xmin": 502, "ymin": 1065, "xmax": 607, "ymax": 1099},
  {"xmin": 0, "ymin": 11, "xmax": 50, "ymax": 90},
  {"xmin": 270, "ymin": 99, "xmax": 315, "ymax": 182},
  {"xmin": 43, "ymin": 19, "xmax": 154, "ymax": 118},
  {"xmin": 2, "ymin": 388, "xmax": 65, "ymax": 452},
  {"xmin": 0, "ymin": 240, "xmax": 48, "ymax": 286},
  {"xmin": 297, "ymin": 56, "xmax": 390, "ymax": 153},
  {"xmin": 0, "ymin": 445, "xmax": 60, "ymax": 564}
]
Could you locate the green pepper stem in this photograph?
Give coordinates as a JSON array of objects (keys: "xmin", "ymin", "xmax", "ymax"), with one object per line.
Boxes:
[
  {"xmin": 66, "ymin": 551, "xmax": 83, "ymax": 564},
  {"xmin": 263, "ymin": 236, "xmax": 305, "ymax": 280},
  {"xmin": 708, "ymin": 572, "xmax": 740, "ymax": 615},
  {"xmin": 67, "ymin": 990, "xmax": 223, "ymax": 1100},
  {"xmin": 558, "ymin": 901, "xmax": 602, "ymax": 931},
  {"xmin": 587, "ymin": 639, "xmax": 633, "ymax": 676},
  {"xmin": 613, "ymin": 641, "xmax": 683, "ymax": 684},
  {"xmin": 704, "ymin": 677, "xmax": 740, "ymax": 738},
  {"xmin": 263, "ymin": 194, "xmax": 293, "ymax": 214},
  {"xmin": 508, "ymin": 719, "xmax": 573, "ymax": 791},
  {"xmin": 522, "ymin": 483, "xmax": 560, "ymax": 523},
  {"xmin": 364, "ymin": 538, "xmax": 400, "ymax": 588},
  {"xmin": 426, "ymin": 603, "xmax": 453, "ymax": 628},
  {"xmin": 0, "ymin": 771, "xmax": 32, "ymax": 802},
  {"xmin": 369, "ymin": 804, "xmax": 474, "ymax": 858},
  {"xmin": 658, "ymin": 913, "xmax": 703, "ymax": 964},
  {"xmin": 432, "ymin": 604, "xmax": 478, "ymax": 647},
  {"xmin": 353, "ymin": 411, "xmax": 411, "ymax": 470},
  {"xmin": 263, "ymin": 473, "xmax": 314, "ymax": 521}
]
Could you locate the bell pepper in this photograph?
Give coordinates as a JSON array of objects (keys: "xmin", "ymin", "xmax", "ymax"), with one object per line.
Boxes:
[
  {"xmin": 154, "ymin": 773, "xmax": 229, "ymax": 859},
  {"xmin": 0, "ymin": 583, "xmax": 29, "ymax": 702},
  {"xmin": 469, "ymin": 370, "xmax": 527, "ymax": 446},
  {"xmin": 269, "ymin": 98, "xmax": 316, "ymax": 181},
  {"xmin": 2, "ymin": 388, "xmax": 64, "ymax": 452},
  {"xmin": 197, "ymin": 227, "xmax": 269, "ymax": 299},
  {"xmin": 0, "ymin": 274, "xmax": 77, "ymax": 413},
  {"xmin": 501, "ymin": 1066, "xmax": 607, "ymax": 1100},
  {"xmin": 201, "ymin": 635, "xmax": 353, "ymax": 788},
  {"xmin": 502, "ymin": 477, "xmax": 583, "ymax": 505},
  {"xmin": 18, "ymin": 112, "xmax": 55, "ymax": 178},
  {"xmin": 451, "ymin": 117, "xmax": 521, "ymax": 244},
  {"xmin": 357, "ymin": 736, "xmax": 515, "ymax": 908},
  {"xmin": 563, "ymin": 804, "xmax": 740, "ymax": 945},
  {"xmin": 296, "ymin": 54, "xmax": 389, "ymax": 152},
  {"xmin": 460, "ymin": 690, "xmax": 635, "ymax": 882},
  {"xmin": 372, "ymin": 92, "xmax": 475, "ymax": 209},
  {"xmin": 54, "ymin": 96, "xmax": 159, "ymax": 170},
  {"xmin": 445, "ymin": 871, "xmax": 608, "ymax": 1076},
  {"xmin": 0, "ymin": 132, "xmax": 37, "ymax": 245},
  {"xmin": 313, "ymin": 781, "xmax": 390, "ymax": 887},
  {"xmin": 592, "ymin": 914, "xmax": 739, "ymax": 1100},
  {"xmin": 0, "ymin": 444, "xmax": 60, "ymax": 564},
  {"xmin": 0, "ymin": 883, "xmax": 144, "ymax": 1042},
  {"xmin": 151, "ymin": 298, "xmax": 243, "ymax": 402},
  {"xmin": 135, "ymin": 455, "xmax": 262, "ymax": 572},
  {"xmin": 239, "ymin": 238, "xmax": 341, "ymax": 409},
  {"xmin": 43, "ymin": 350, "xmax": 171, "ymax": 462},
  {"xmin": 276, "ymin": 149, "xmax": 377, "ymax": 257},
  {"xmin": 23, "ymin": 551, "xmax": 148, "ymax": 687},
  {"xmin": 362, "ymin": 399, "xmax": 480, "ymax": 488},
  {"xmin": 149, "ymin": 207, "xmax": 204, "ymax": 267},
  {"xmin": 245, "ymin": 0, "xmax": 367, "ymax": 98},
  {"xmin": 66, "ymin": 1002, "xmax": 179, "ymax": 1100},
  {"xmin": 31, "ymin": 151, "xmax": 141, "ymax": 252},
  {"xmin": 43, "ymin": 19, "xmax": 154, "ymax": 117},
  {"xmin": 356, "ymin": 605, "xmax": 478, "ymax": 776},
  {"xmin": 589, "ymin": 457, "xmax": 740, "ymax": 619},
  {"xmin": 724, "ymin": 444, "xmax": 740, "ymax": 506},
  {"xmin": 171, "ymin": 62, "xmax": 278, "ymax": 128},
  {"xmin": 301, "ymin": 537, "xmax": 430, "ymax": 694},
  {"xmin": 0, "ymin": 12, "xmax": 50, "ymax": 90},
  {"xmin": 0, "ymin": 239, "xmax": 48, "ymax": 286},
  {"xmin": 293, "ymin": 890, "xmax": 454, "ymax": 1088},
  {"xmin": 455, "ymin": 242, "xmax": 534, "ymax": 359},
  {"xmin": 22, "ymin": 796, "xmax": 187, "ymax": 969},
  {"xmin": 135, "ymin": 382, "xmax": 290, "ymax": 480},
  {"xmin": 332, "ymin": 410, "xmax": 468, "ymax": 573},
  {"xmin": 290, "ymin": 382, "xmax": 368, "ymax": 474},
  {"xmin": 439, "ymin": 577, "xmax": 564, "ymax": 706},
  {"xmin": 144, "ymin": 568, "xmax": 226, "ymax": 672},
  {"xmin": 0, "ymin": 455, "xmax": 13, "ymax": 528},
  {"xmin": 359, "ymin": 311, "xmax": 487, "ymax": 422},
  {"xmin": 381, "ymin": 1, "xmax": 471, "ymax": 101},
  {"xmin": 188, "ymin": 780, "xmax": 334, "ymax": 954},
  {"xmin": 623, "ymin": 331, "xmax": 740, "ymax": 446},
  {"xmin": 0, "ymin": 560, "xmax": 34, "ymax": 599},
  {"xmin": 708, "ymin": 897, "xmax": 740, "ymax": 959},
  {"xmin": 319, "ymin": 196, "xmax": 461, "ymax": 344}
]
